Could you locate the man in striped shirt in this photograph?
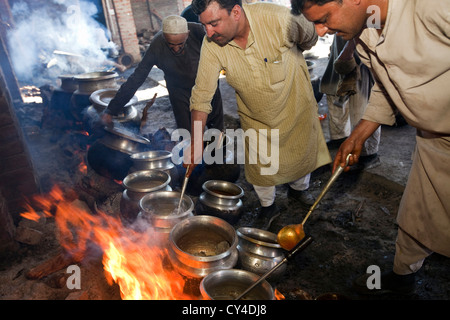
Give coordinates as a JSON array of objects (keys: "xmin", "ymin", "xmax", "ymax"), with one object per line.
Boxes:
[{"xmin": 185, "ymin": 0, "xmax": 331, "ymax": 228}]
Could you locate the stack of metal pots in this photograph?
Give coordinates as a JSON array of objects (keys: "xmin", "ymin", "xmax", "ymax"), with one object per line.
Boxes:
[
  {"xmin": 120, "ymin": 169, "xmax": 172, "ymax": 224},
  {"xmin": 129, "ymin": 150, "xmax": 180, "ymax": 189},
  {"xmin": 71, "ymin": 71, "xmax": 119, "ymax": 121}
]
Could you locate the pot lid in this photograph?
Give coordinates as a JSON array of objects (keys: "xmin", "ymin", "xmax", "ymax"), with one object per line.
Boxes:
[{"xmin": 104, "ymin": 126, "xmax": 151, "ymax": 145}]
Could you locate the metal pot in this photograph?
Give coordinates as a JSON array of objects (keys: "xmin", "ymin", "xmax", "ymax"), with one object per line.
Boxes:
[
  {"xmin": 85, "ymin": 105, "xmax": 140, "ymax": 127},
  {"xmin": 74, "ymin": 71, "xmax": 119, "ymax": 94},
  {"xmin": 130, "ymin": 150, "xmax": 173, "ymax": 170},
  {"xmin": 236, "ymin": 227, "xmax": 286, "ymax": 281},
  {"xmin": 200, "ymin": 269, "xmax": 275, "ymax": 300},
  {"xmin": 122, "ymin": 169, "xmax": 171, "ymax": 193},
  {"xmin": 99, "ymin": 126, "xmax": 151, "ymax": 155},
  {"xmin": 120, "ymin": 170, "xmax": 172, "ymax": 223},
  {"xmin": 137, "ymin": 191, "xmax": 194, "ymax": 239},
  {"xmin": 89, "ymin": 88, "xmax": 138, "ymax": 112},
  {"xmin": 58, "ymin": 74, "xmax": 78, "ymax": 92},
  {"xmin": 130, "ymin": 150, "xmax": 180, "ymax": 188},
  {"xmin": 195, "ymin": 180, "xmax": 244, "ymax": 224},
  {"xmin": 168, "ymin": 215, "xmax": 238, "ymax": 279}
]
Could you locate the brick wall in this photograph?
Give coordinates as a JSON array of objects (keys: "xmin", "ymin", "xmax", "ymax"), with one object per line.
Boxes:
[
  {"xmin": 112, "ymin": 0, "xmax": 142, "ymax": 63},
  {"xmin": 131, "ymin": 0, "xmax": 186, "ymax": 35},
  {"xmin": 0, "ymin": 68, "xmax": 40, "ymax": 225}
]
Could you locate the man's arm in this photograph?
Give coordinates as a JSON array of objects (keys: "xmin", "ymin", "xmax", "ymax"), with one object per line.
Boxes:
[
  {"xmin": 104, "ymin": 48, "xmax": 156, "ymax": 116},
  {"xmin": 184, "ymin": 110, "xmax": 208, "ymax": 177}
]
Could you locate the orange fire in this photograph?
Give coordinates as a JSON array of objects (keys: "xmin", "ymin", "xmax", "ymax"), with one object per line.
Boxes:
[
  {"xmin": 274, "ymin": 288, "xmax": 285, "ymax": 300},
  {"xmin": 21, "ymin": 186, "xmax": 196, "ymax": 300}
]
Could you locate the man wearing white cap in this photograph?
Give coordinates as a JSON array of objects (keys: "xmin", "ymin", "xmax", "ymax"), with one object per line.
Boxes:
[{"xmin": 103, "ymin": 15, "xmax": 224, "ymax": 132}]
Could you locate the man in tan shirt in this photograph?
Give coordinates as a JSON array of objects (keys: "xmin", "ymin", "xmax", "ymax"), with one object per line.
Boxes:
[
  {"xmin": 185, "ymin": 0, "xmax": 331, "ymax": 227},
  {"xmin": 292, "ymin": 0, "xmax": 450, "ymax": 295}
]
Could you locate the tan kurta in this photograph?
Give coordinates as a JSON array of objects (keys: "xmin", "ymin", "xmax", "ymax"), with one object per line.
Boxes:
[
  {"xmin": 190, "ymin": 3, "xmax": 331, "ymax": 186},
  {"xmin": 356, "ymin": 0, "xmax": 450, "ymax": 256}
]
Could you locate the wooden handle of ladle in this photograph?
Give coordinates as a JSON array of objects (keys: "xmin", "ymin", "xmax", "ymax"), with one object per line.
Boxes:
[{"xmin": 300, "ymin": 153, "xmax": 352, "ymax": 226}]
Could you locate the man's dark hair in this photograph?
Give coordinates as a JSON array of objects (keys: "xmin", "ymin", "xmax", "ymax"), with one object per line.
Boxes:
[
  {"xmin": 191, "ymin": 0, "xmax": 242, "ymax": 16},
  {"xmin": 290, "ymin": 0, "xmax": 341, "ymax": 15}
]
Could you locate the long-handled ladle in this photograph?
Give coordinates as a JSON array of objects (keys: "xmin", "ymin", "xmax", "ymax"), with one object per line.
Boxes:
[{"xmin": 277, "ymin": 154, "xmax": 352, "ymax": 250}]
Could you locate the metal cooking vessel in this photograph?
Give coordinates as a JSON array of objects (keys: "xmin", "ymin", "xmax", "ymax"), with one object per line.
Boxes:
[
  {"xmin": 74, "ymin": 71, "xmax": 119, "ymax": 94},
  {"xmin": 130, "ymin": 150, "xmax": 180, "ymax": 188},
  {"xmin": 130, "ymin": 150, "xmax": 173, "ymax": 170},
  {"xmin": 120, "ymin": 170, "xmax": 172, "ymax": 224},
  {"xmin": 85, "ymin": 105, "xmax": 139, "ymax": 125},
  {"xmin": 58, "ymin": 74, "xmax": 78, "ymax": 92},
  {"xmin": 200, "ymin": 269, "xmax": 275, "ymax": 300},
  {"xmin": 122, "ymin": 169, "xmax": 171, "ymax": 193},
  {"xmin": 89, "ymin": 88, "xmax": 138, "ymax": 112},
  {"xmin": 138, "ymin": 191, "xmax": 194, "ymax": 236},
  {"xmin": 168, "ymin": 215, "xmax": 238, "ymax": 279},
  {"xmin": 236, "ymin": 227, "xmax": 286, "ymax": 280},
  {"xmin": 195, "ymin": 180, "xmax": 244, "ymax": 224},
  {"xmin": 99, "ymin": 126, "xmax": 151, "ymax": 155}
]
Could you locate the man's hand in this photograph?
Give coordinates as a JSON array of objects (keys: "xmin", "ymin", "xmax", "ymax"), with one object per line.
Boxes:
[{"xmin": 332, "ymin": 120, "xmax": 381, "ymax": 173}]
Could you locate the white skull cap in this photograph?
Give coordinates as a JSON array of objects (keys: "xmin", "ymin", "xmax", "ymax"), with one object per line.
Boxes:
[{"xmin": 162, "ymin": 15, "xmax": 188, "ymax": 34}]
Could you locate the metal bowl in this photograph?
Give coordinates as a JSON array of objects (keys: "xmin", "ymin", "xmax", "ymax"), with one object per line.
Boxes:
[
  {"xmin": 200, "ymin": 269, "xmax": 275, "ymax": 300},
  {"xmin": 168, "ymin": 215, "xmax": 238, "ymax": 278},
  {"xmin": 122, "ymin": 170, "xmax": 171, "ymax": 193}
]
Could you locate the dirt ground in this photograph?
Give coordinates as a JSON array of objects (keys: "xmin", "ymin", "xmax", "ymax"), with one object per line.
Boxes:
[{"xmin": 1, "ymin": 40, "xmax": 449, "ymax": 301}]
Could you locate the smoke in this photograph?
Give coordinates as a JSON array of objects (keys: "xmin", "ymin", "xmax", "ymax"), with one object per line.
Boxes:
[{"xmin": 6, "ymin": 0, "xmax": 119, "ymax": 86}]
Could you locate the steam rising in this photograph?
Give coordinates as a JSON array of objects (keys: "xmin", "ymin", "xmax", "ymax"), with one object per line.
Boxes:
[{"xmin": 6, "ymin": 0, "xmax": 118, "ymax": 86}]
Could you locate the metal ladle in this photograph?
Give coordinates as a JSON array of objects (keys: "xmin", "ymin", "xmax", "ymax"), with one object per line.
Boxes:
[
  {"xmin": 177, "ymin": 165, "xmax": 190, "ymax": 214},
  {"xmin": 277, "ymin": 154, "xmax": 352, "ymax": 250}
]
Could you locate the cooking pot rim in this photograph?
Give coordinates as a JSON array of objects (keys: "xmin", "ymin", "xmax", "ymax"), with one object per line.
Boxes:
[
  {"xmin": 199, "ymin": 269, "xmax": 275, "ymax": 300},
  {"xmin": 131, "ymin": 150, "xmax": 173, "ymax": 162},
  {"xmin": 169, "ymin": 215, "xmax": 238, "ymax": 262},
  {"xmin": 202, "ymin": 180, "xmax": 244, "ymax": 199},
  {"xmin": 74, "ymin": 71, "xmax": 118, "ymax": 81},
  {"xmin": 90, "ymin": 88, "xmax": 138, "ymax": 108},
  {"xmin": 123, "ymin": 169, "xmax": 171, "ymax": 192},
  {"xmin": 236, "ymin": 227, "xmax": 282, "ymax": 249},
  {"xmin": 139, "ymin": 190, "xmax": 194, "ymax": 219}
]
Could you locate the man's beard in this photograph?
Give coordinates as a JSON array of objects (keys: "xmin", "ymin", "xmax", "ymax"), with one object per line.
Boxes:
[
  {"xmin": 170, "ymin": 43, "xmax": 187, "ymax": 56},
  {"xmin": 209, "ymin": 33, "xmax": 230, "ymax": 47}
]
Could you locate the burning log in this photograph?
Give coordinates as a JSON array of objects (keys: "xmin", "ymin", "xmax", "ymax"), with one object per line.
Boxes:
[{"xmin": 25, "ymin": 249, "xmax": 80, "ymax": 280}]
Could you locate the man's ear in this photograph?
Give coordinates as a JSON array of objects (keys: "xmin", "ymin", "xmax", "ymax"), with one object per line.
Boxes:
[{"xmin": 231, "ymin": 4, "xmax": 242, "ymax": 21}]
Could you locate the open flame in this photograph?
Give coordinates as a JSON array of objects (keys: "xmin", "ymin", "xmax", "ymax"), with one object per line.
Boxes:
[{"xmin": 21, "ymin": 186, "xmax": 195, "ymax": 300}]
